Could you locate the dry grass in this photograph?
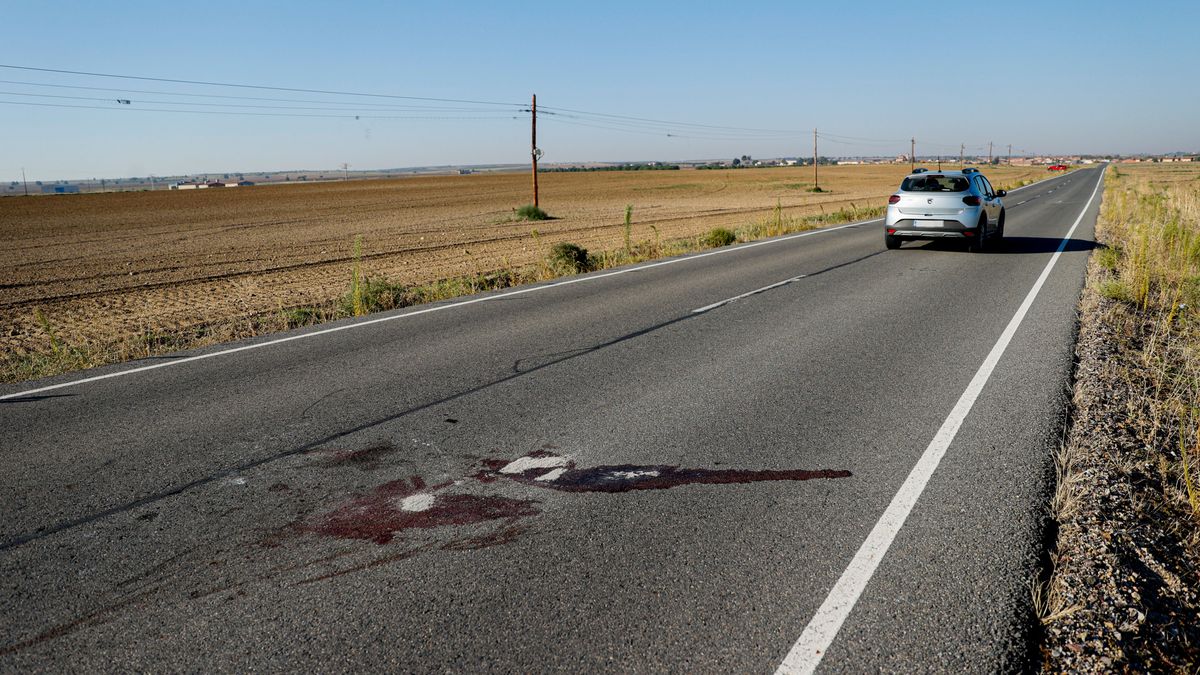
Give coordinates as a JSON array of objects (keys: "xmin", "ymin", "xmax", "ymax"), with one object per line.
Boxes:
[
  {"xmin": 1093, "ymin": 163, "xmax": 1200, "ymax": 527},
  {"xmin": 1, "ymin": 164, "xmax": 1050, "ymax": 382}
]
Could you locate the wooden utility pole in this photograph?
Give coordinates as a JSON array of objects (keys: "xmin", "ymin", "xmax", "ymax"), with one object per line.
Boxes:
[
  {"xmin": 960, "ymin": 143, "xmax": 965, "ymax": 168},
  {"xmin": 531, "ymin": 94, "xmax": 539, "ymax": 208},
  {"xmin": 1007, "ymin": 144, "xmax": 1012, "ymax": 165},
  {"xmin": 21, "ymin": 167, "xmax": 28, "ymax": 196},
  {"xmin": 910, "ymin": 138, "xmax": 915, "ymax": 172},
  {"xmin": 988, "ymin": 141, "xmax": 993, "ymax": 165},
  {"xmin": 813, "ymin": 128, "xmax": 818, "ymax": 189}
]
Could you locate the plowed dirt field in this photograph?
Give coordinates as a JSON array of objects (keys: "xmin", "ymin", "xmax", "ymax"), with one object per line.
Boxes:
[{"xmin": 1, "ymin": 165, "xmax": 1048, "ymax": 377}]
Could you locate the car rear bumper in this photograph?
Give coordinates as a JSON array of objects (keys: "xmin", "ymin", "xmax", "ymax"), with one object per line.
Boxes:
[{"xmin": 889, "ymin": 229, "xmax": 972, "ymax": 239}]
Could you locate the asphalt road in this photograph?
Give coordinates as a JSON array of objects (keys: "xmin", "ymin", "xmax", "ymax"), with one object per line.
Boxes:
[{"xmin": 1, "ymin": 167, "xmax": 1104, "ymax": 672}]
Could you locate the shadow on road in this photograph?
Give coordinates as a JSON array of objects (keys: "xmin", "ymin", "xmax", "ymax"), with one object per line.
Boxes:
[{"xmin": 905, "ymin": 236, "xmax": 1097, "ymax": 255}]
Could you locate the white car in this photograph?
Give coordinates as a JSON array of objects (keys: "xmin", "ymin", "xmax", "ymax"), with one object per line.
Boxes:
[{"xmin": 884, "ymin": 168, "xmax": 1006, "ymax": 252}]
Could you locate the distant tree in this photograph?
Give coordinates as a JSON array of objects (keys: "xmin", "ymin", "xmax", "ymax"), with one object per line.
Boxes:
[{"xmin": 732, "ymin": 158, "xmax": 741, "ymax": 167}]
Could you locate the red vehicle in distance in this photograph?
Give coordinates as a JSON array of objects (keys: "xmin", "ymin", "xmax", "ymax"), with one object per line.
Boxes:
[{"xmin": 1047, "ymin": 164, "xmax": 1070, "ymax": 171}]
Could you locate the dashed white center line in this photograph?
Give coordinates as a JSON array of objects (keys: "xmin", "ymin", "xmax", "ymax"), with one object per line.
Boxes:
[{"xmin": 692, "ymin": 274, "xmax": 807, "ymax": 314}]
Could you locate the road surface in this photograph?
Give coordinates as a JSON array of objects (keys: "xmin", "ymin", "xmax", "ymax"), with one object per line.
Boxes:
[{"xmin": 1, "ymin": 167, "xmax": 1104, "ymax": 672}]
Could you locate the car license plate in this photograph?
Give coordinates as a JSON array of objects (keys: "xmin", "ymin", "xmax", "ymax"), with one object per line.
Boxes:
[{"xmin": 915, "ymin": 220, "xmax": 944, "ymax": 228}]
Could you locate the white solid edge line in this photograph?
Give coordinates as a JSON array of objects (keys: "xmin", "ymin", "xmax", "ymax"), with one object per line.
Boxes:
[
  {"xmin": 774, "ymin": 165, "xmax": 1106, "ymax": 675},
  {"xmin": 1, "ymin": 217, "xmax": 877, "ymax": 401},
  {"xmin": 686, "ymin": 172, "xmax": 1068, "ymax": 317},
  {"xmin": 1, "ymin": 169, "xmax": 1074, "ymax": 401}
]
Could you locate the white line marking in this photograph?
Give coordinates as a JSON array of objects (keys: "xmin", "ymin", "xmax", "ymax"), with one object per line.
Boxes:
[
  {"xmin": 399, "ymin": 494, "xmax": 436, "ymax": 512},
  {"xmin": 535, "ymin": 467, "xmax": 567, "ymax": 482},
  {"xmin": 500, "ymin": 455, "xmax": 570, "ymax": 474},
  {"xmin": 775, "ymin": 166, "xmax": 1105, "ymax": 675},
  {"xmin": 692, "ymin": 275, "xmax": 807, "ymax": 314},
  {"xmin": 686, "ymin": 172, "xmax": 1073, "ymax": 317},
  {"xmin": 1, "ymin": 219, "xmax": 877, "ymax": 401},
  {"xmin": 2, "ymin": 169, "xmax": 1074, "ymax": 402}
]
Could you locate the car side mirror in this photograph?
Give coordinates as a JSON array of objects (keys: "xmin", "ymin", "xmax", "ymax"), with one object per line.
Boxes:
[{"xmin": 996, "ymin": 190, "xmax": 1007, "ymax": 197}]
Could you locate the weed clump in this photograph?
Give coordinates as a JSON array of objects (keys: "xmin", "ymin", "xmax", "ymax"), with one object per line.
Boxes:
[
  {"xmin": 547, "ymin": 242, "xmax": 591, "ymax": 274},
  {"xmin": 702, "ymin": 228, "xmax": 738, "ymax": 248},
  {"xmin": 1097, "ymin": 278, "xmax": 1132, "ymax": 303},
  {"xmin": 1095, "ymin": 245, "xmax": 1122, "ymax": 271},
  {"xmin": 623, "ymin": 204, "xmax": 633, "ymax": 254},
  {"xmin": 515, "ymin": 204, "xmax": 550, "ymax": 221},
  {"xmin": 341, "ymin": 277, "xmax": 408, "ymax": 316}
]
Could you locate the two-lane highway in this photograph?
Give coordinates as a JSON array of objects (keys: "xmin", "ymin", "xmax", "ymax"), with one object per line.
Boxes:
[{"xmin": 1, "ymin": 167, "xmax": 1103, "ymax": 672}]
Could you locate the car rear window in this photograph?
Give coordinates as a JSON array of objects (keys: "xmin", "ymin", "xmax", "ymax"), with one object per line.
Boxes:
[{"xmin": 900, "ymin": 175, "xmax": 969, "ymax": 192}]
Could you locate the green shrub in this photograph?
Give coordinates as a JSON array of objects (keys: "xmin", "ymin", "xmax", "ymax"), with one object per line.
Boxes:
[
  {"xmin": 515, "ymin": 204, "xmax": 549, "ymax": 221},
  {"xmin": 703, "ymin": 228, "xmax": 737, "ymax": 248},
  {"xmin": 283, "ymin": 307, "xmax": 321, "ymax": 327},
  {"xmin": 548, "ymin": 242, "xmax": 591, "ymax": 274},
  {"xmin": 1095, "ymin": 245, "xmax": 1122, "ymax": 271},
  {"xmin": 340, "ymin": 277, "xmax": 408, "ymax": 316},
  {"xmin": 1098, "ymin": 279, "xmax": 1132, "ymax": 303}
]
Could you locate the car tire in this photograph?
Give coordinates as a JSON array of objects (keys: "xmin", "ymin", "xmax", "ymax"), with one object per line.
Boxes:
[
  {"xmin": 885, "ymin": 233, "xmax": 901, "ymax": 250},
  {"xmin": 995, "ymin": 210, "xmax": 1006, "ymax": 239},
  {"xmin": 969, "ymin": 216, "xmax": 988, "ymax": 253}
]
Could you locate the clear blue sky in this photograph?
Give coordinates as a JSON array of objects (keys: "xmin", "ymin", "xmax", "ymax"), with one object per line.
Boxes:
[{"xmin": 3, "ymin": 0, "xmax": 1196, "ymax": 181}]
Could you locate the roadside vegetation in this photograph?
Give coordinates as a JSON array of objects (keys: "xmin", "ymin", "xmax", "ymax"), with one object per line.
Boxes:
[
  {"xmin": 1040, "ymin": 163, "xmax": 1200, "ymax": 671},
  {"xmin": 1, "ymin": 166, "xmax": 1053, "ymax": 384}
]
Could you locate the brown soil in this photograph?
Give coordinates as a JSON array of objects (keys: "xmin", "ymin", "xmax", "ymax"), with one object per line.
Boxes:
[{"xmin": 0, "ymin": 165, "xmax": 1047, "ymax": 366}]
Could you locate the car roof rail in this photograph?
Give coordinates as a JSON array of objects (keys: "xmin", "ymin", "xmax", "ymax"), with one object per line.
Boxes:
[
  {"xmin": 911, "ymin": 167, "xmax": 929, "ymax": 174},
  {"xmin": 961, "ymin": 167, "xmax": 980, "ymax": 174}
]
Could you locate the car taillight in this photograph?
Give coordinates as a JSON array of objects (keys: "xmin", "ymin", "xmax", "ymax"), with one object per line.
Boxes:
[
  {"xmin": 962, "ymin": 195, "xmax": 981, "ymax": 206},
  {"xmin": 886, "ymin": 228, "xmax": 896, "ymax": 234},
  {"xmin": 888, "ymin": 195, "xmax": 901, "ymax": 204}
]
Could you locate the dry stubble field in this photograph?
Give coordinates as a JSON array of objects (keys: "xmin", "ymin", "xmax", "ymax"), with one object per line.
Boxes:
[{"xmin": 1, "ymin": 164, "xmax": 1049, "ymax": 381}]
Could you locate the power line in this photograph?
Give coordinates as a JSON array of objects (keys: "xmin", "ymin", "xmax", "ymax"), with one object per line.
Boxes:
[
  {"xmin": 0, "ymin": 89, "xmax": 520, "ymax": 114},
  {"xmin": 0, "ymin": 79, "xmax": 522, "ymax": 112},
  {"xmin": 0, "ymin": 63, "xmax": 523, "ymax": 108},
  {"xmin": 0, "ymin": 99, "xmax": 524, "ymax": 121},
  {"xmin": 0, "ymin": 63, "xmax": 1008, "ymax": 156},
  {"xmin": 539, "ymin": 105, "xmax": 809, "ymax": 135}
]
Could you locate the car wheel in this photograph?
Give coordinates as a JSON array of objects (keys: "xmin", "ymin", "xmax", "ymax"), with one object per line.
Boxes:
[
  {"xmin": 885, "ymin": 233, "xmax": 901, "ymax": 250},
  {"xmin": 969, "ymin": 216, "xmax": 988, "ymax": 253},
  {"xmin": 996, "ymin": 210, "xmax": 1006, "ymax": 239}
]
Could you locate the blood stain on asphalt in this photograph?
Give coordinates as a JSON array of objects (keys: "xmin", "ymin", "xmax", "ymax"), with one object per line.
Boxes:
[
  {"xmin": 302, "ymin": 476, "xmax": 538, "ymax": 545},
  {"xmin": 485, "ymin": 454, "xmax": 852, "ymax": 493}
]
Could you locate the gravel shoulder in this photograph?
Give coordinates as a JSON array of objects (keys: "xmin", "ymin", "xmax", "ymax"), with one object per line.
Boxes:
[{"xmin": 1040, "ymin": 259, "xmax": 1200, "ymax": 671}]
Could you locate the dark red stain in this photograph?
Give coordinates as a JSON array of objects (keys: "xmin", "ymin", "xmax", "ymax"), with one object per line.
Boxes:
[
  {"xmin": 485, "ymin": 457, "xmax": 851, "ymax": 493},
  {"xmin": 298, "ymin": 546, "xmax": 432, "ymax": 584},
  {"xmin": 301, "ymin": 476, "xmax": 538, "ymax": 545},
  {"xmin": 440, "ymin": 524, "xmax": 529, "ymax": 551}
]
